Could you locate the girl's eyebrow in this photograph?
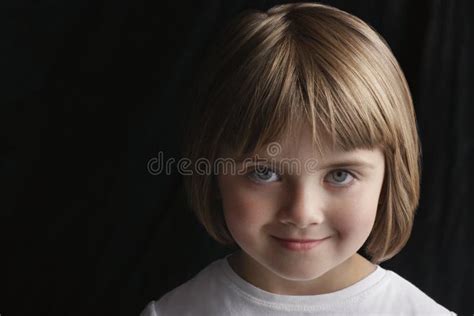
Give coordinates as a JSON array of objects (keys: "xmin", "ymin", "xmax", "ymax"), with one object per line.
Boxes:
[
  {"xmin": 316, "ymin": 159, "xmax": 376, "ymax": 170},
  {"xmin": 237, "ymin": 156, "xmax": 375, "ymax": 170}
]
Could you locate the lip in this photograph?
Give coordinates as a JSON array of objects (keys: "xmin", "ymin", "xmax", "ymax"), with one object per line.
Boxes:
[{"xmin": 272, "ymin": 236, "xmax": 329, "ymax": 251}]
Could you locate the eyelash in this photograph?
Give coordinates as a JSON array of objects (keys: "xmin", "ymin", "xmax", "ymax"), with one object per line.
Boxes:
[
  {"xmin": 327, "ymin": 170, "xmax": 357, "ymax": 187},
  {"xmin": 247, "ymin": 166, "xmax": 281, "ymax": 183},
  {"xmin": 246, "ymin": 166, "xmax": 357, "ymax": 188}
]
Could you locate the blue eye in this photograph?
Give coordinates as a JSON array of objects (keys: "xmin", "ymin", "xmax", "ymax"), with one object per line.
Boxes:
[
  {"xmin": 326, "ymin": 170, "xmax": 354, "ymax": 186},
  {"xmin": 248, "ymin": 165, "xmax": 281, "ymax": 183}
]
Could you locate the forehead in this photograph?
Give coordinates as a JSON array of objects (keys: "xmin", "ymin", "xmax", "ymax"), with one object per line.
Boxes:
[
  {"xmin": 256, "ymin": 124, "xmax": 335, "ymax": 158},
  {"xmin": 249, "ymin": 123, "xmax": 383, "ymax": 161}
]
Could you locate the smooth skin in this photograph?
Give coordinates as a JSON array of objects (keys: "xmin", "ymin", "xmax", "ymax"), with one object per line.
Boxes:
[{"xmin": 217, "ymin": 125, "xmax": 385, "ymax": 295}]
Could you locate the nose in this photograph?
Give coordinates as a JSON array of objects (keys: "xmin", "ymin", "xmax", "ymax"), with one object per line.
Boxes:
[{"xmin": 278, "ymin": 181, "xmax": 326, "ymax": 229}]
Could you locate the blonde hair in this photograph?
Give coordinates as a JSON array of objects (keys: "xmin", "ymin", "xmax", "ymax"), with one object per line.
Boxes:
[{"xmin": 183, "ymin": 2, "xmax": 421, "ymax": 264}]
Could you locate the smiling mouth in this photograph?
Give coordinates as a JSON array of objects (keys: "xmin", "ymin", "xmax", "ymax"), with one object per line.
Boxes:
[
  {"xmin": 273, "ymin": 237, "xmax": 325, "ymax": 242},
  {"xmin": 271, "ymin": 236, "xmax": 329, "ymax": 251}
]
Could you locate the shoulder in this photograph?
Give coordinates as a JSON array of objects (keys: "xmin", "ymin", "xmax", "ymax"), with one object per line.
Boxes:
[
  {"xmin": 364, "ymin": 267, "xmax": 456, "ymax": 315},
  {"xmin": 140, "ymin": 258, "xmax": 231, "ymax": 316},
  {"xmin": 139, "ymin": 300, "xmax": 158, "ymax": 316}
]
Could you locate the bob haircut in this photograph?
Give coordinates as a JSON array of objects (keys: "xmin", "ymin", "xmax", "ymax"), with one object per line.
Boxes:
[{"xmin": 182, "ymin": 2, "xmax": 421, "ymax": 264}]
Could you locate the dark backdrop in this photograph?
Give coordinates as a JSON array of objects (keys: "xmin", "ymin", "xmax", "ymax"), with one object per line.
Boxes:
[{"xmin": 2, "ymin": 0, "xmax": 473, "ymax": 315}]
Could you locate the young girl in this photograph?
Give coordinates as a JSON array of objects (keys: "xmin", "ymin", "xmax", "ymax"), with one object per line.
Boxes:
[{"xmin": 141, "ymin": 2, "xmax": 456, "ymax": 315}]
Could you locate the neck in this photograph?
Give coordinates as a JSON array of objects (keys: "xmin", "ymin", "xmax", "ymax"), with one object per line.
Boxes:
[{"xmin": 227, "ymin": 250, "xmax": 376, "ymax": 295}]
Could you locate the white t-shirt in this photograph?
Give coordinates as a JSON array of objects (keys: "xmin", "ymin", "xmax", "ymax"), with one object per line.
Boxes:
[{"xmin": 140, "ymin": 254, "xmax": 456, "ymax": 315}]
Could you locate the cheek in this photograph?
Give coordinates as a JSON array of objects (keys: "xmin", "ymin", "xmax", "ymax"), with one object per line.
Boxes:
[
  {"xmin": 329, "ymin": 189, "xmax": 379, "ymax": 239},
  {"xmin": 219, "ymin": 180, "xmax": 276, "ymax": 240},
  {"xmin": 222, "ymin": 191, "xmax": 263, "ymax": 226}
]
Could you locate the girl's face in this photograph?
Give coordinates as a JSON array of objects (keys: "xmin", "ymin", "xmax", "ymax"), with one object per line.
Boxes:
[{"xmin": 217, "ymin": 126, "xmax": 385, "ymax": 294}]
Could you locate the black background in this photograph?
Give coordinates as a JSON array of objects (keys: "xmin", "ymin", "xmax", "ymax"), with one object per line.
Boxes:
[{"xmin": 2, "ymin": 0, "xmax": 473, "ymax": 315}]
